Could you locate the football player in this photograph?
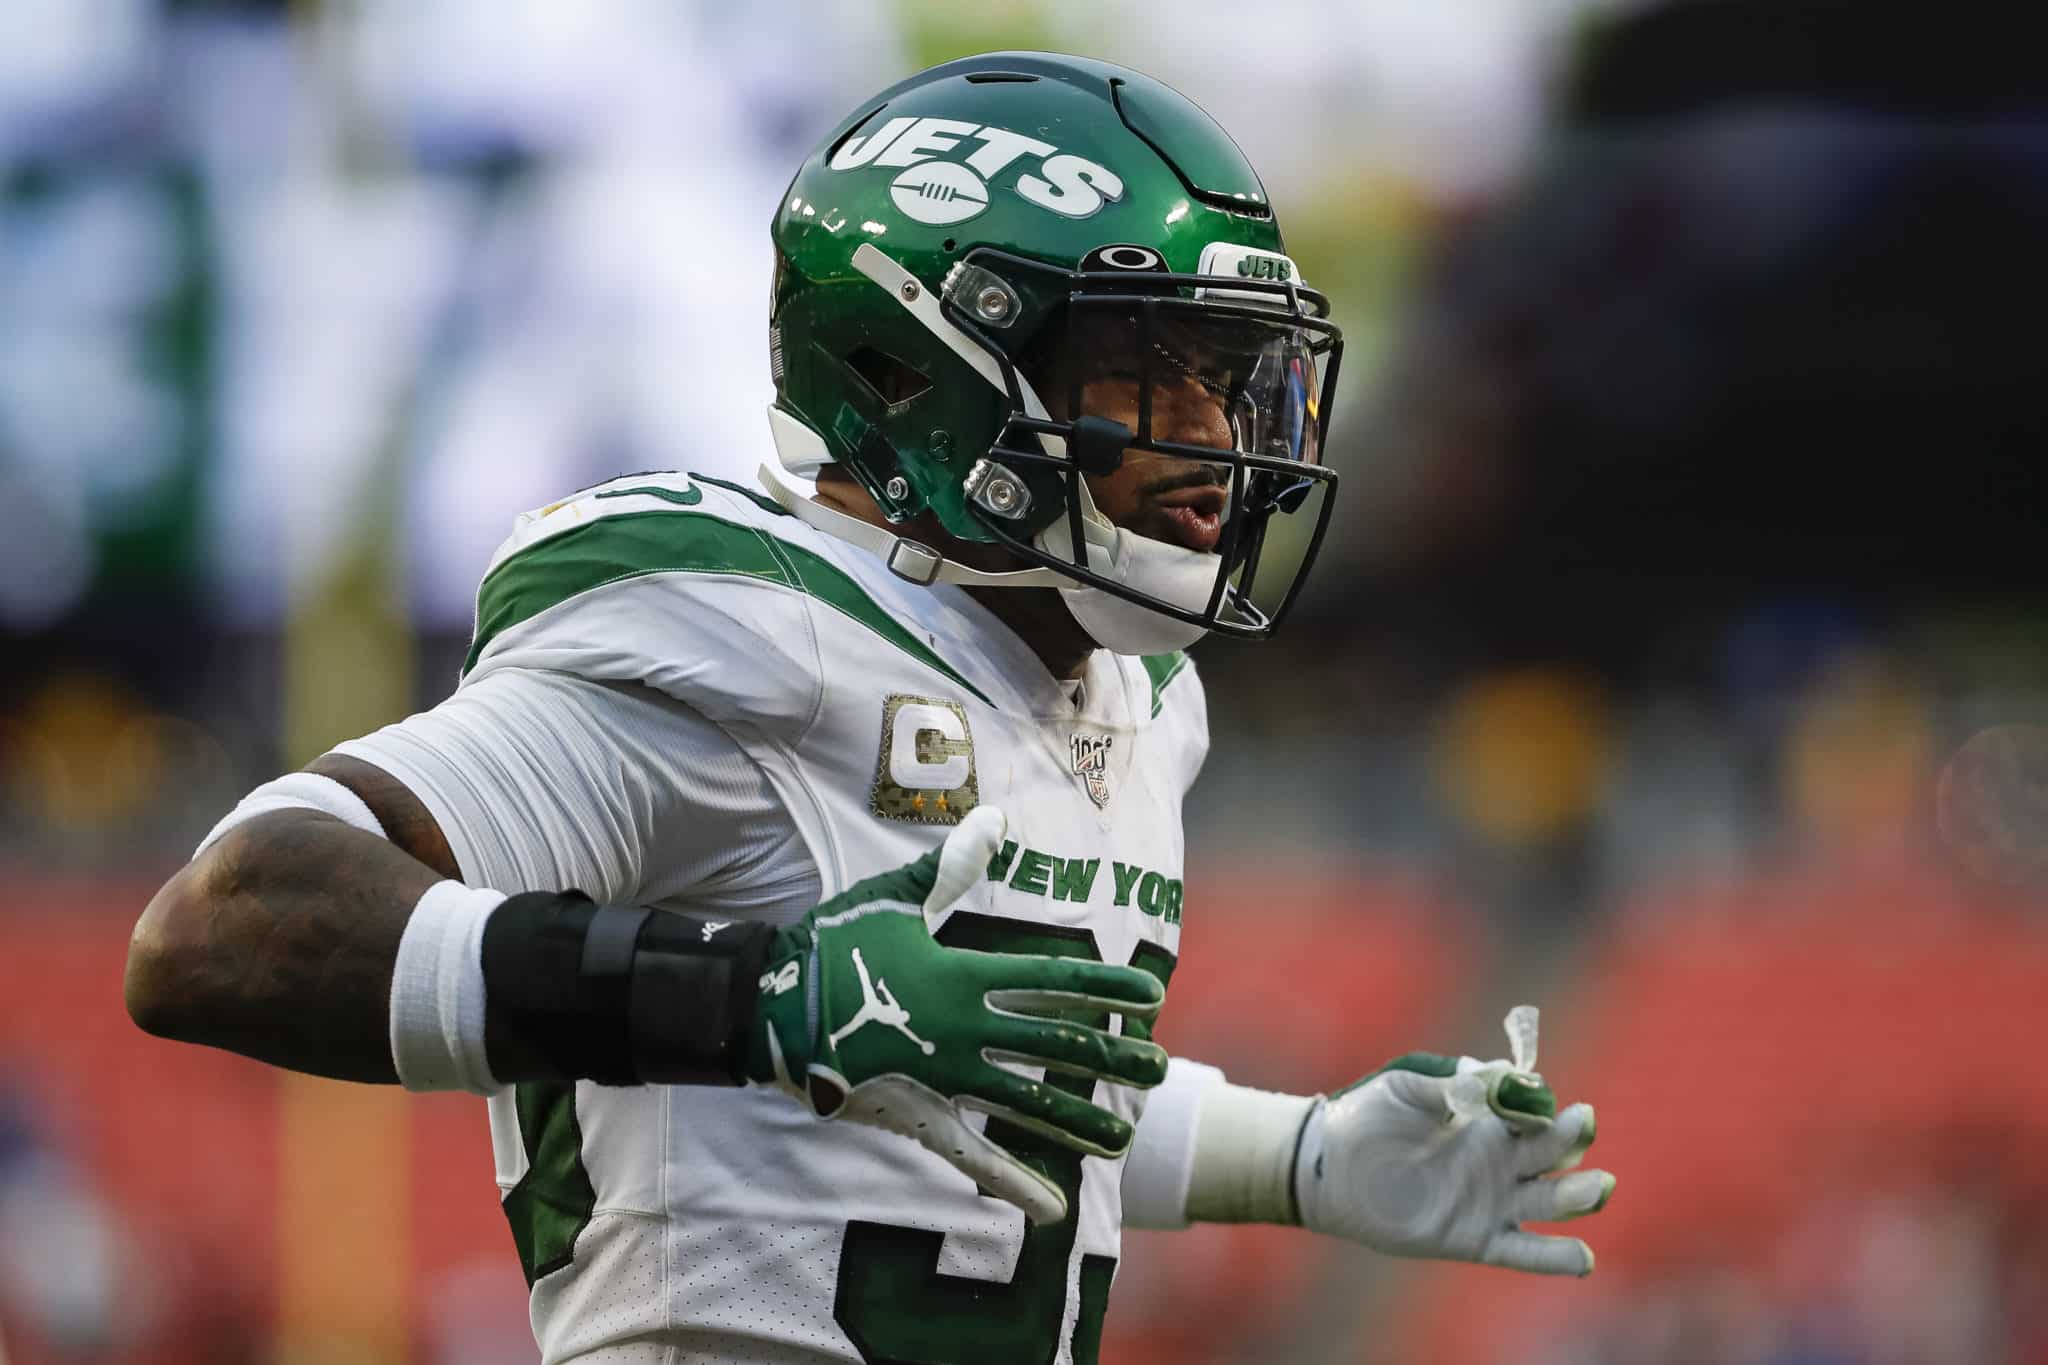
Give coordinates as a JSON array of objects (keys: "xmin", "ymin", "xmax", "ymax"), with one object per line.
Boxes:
[{"xmin": 125, "ymin": 53, "xmax": 1613, "ymax": 1365}]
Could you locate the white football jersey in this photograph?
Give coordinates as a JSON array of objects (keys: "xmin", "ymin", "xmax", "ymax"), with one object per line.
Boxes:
[{"xmin": 349, "ymin": 472, "xmax": 1207, "ymax": 1364}]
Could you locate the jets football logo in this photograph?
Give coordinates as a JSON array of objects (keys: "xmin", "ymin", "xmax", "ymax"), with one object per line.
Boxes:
[
  {"xmin": 830, "ymin": 115, "xmax": 1124, "ymax": 227},
  {"xmin": 890, "ymin": 162, "xmax": 989, "ymax": 225}
]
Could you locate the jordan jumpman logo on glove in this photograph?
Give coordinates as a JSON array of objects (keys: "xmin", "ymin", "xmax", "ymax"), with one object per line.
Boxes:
[{"xmin": 828, "ymin": 948, "xmax": 935, "ymax": 1056}]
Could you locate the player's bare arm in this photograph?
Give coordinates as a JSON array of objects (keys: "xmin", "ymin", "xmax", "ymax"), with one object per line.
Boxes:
[
  {"xmin": 126, "ymin": 756, "xmax": 490, "ymax": 1083},
  {"xmin": 127, "ymin": 807, "xmax": 424, "ymax": 1082}
]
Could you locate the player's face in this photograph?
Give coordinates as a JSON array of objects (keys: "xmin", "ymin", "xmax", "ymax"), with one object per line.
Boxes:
[
  {"xmin": 1030, "ymin": 305, "xmax": 1320, "ymax": 557},
  {"xmin": 1074, "ymin": 376, "xmax": 1232, "ymax": 552}
]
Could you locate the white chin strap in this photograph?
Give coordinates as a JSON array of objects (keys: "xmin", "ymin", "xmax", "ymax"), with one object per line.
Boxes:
[
  {"xmin": 763, "ymin": 242, "xmax": 1218, "ymax": 654},
  {"xmin": 1035, "ymin": 477, "xmax": 1217, "ymax": 654}
]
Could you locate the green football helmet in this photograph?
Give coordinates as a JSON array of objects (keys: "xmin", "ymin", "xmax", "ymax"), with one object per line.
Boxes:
[{"xmin": 762, "ymin": 51, "xmax": 1342, "ymax": 652}]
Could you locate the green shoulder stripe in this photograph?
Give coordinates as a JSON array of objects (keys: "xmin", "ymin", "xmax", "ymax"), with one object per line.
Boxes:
[
  {"xmin": 1140, "ymin": 651, "xmax": 1191, "ymax": 718},
  {"xmin": 464, "ymin": 506, "xmax": 992, "ymax": 707}
]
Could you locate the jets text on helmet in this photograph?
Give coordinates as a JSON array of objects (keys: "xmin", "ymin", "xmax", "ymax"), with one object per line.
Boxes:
[{"xmin": 830, "ymin": 115, "xmax": 1124, "ymax": 225}]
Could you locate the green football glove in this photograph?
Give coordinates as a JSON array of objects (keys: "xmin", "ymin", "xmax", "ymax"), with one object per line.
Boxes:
[
  {"xmin": 743, "ymin": 807, "xmax": 1169, "ymax": 1224},
  {"xmin": 1295, "ymin": 1009, "xmax": 1615, "ymax": 1276}
]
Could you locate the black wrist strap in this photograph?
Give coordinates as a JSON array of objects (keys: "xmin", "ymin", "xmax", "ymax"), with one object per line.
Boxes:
[{"xmin": 481, "ymin": 892, "xmax": 774, "ymax": 1087}]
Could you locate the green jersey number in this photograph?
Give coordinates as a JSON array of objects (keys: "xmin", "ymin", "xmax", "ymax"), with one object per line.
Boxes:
[{"xmin": 834, "ymin": 914, "xmax": 1175, "ymax": 1365}]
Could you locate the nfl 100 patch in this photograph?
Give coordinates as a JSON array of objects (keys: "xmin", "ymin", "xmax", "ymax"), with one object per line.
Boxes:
[
  {"xmin": 870, "ymin": 694, "xmax": 979, "ymax": 824},
  {"xmin": 1070, "ymin": 731, "xmax": 1113, "ymax": 808}
]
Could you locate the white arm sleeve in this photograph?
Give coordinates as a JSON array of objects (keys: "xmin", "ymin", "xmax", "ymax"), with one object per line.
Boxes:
[{"xmin": 333, "ymin": 667, "xmax": 816, "ymax": 910}]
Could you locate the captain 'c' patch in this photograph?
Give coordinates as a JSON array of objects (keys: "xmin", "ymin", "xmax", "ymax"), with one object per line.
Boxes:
[{"xmin": 870, "ymin": 694, "xmax": 978, "ymax": 824}]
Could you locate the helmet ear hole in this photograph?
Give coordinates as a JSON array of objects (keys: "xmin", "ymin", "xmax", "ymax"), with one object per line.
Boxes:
[{"xmin": 845, "ymin": 347, "xmax": 933, "ymax": 410}]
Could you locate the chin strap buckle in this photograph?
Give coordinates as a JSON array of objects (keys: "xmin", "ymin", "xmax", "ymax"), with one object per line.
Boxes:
[{"xmin": 886, "ymin": 538, "xmax": 944, "ymax": 586}]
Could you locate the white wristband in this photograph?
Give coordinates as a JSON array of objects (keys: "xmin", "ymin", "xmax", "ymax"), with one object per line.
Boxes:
[
  {"xmin": 1184, "ymin": 1080, "xmax": 1319, "ymax": 1226},
  {"xmin": 1122, "ymin": 1059, "xmax": 1320, "ymax": 1228},
  {"xmin": 1122, "ymin": 1057, "xmax": 1225, "ymax": 1229},
  {"xmin": 389, "ymin": 880, "xmax": 506, "ymax": 1094},
  {"xmin": 195, "ymin": 771, "xmax": 386, "ymax": 858}
]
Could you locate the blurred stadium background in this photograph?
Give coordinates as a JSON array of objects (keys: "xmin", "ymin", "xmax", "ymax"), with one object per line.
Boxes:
[{"xmin": 5, "ymin": 1, "xmax": 2048, "ymax": 1362}]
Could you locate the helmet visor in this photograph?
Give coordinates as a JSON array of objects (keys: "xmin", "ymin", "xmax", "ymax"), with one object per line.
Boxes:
[{"xmin": 1030, "ymin": 305, "xmax": 1323, "ymax": 468}]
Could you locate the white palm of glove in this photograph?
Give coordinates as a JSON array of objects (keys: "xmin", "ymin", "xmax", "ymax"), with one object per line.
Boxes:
[{"xmin": 1295, "ymin": 1059, "xmax": 1615, "ymax": 1277}]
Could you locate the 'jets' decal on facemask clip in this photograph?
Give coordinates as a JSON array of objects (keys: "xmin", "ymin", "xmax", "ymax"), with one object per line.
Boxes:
[{"xmin": 827, "ymin": 947, "xmax": 937, "ymax": 1055}]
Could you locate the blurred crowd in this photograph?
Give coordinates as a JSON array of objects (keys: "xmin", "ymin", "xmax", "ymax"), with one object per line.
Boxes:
[{"xmin": 5, "ymin": 1, "xmax": 2048, "ymax": 1363}]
